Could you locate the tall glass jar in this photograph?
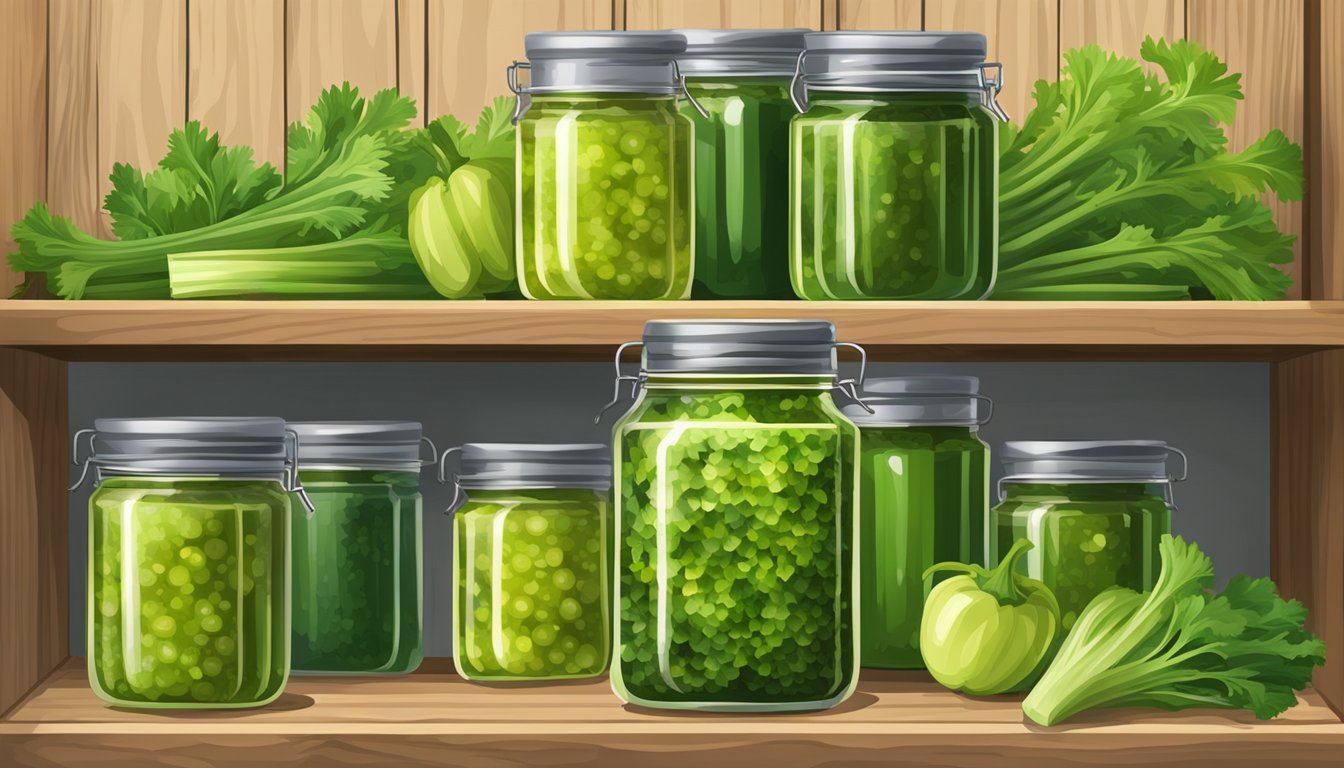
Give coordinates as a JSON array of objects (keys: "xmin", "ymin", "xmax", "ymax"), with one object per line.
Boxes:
[
  {"xmin": 445, "ymin": 443, "xmax": 611, "ymax": 681},
  {"xmin": 609, "ymin": 320, "xmax": 862, "ymax": 712},
  {"xmin": 677, "ymin": 29, "xmax": 805, "ymax": 299},
  {"xmin": 76, "ymin": 417, "xmax": 310, "ymax": 709},
  {"xmin": 512, "ymin": 32, "xmax": 694, "ymax": 300},
  {"xmin": 288, "ymin": 422, "xmax": 428, "ymax": 675},
  {"xmin": 790, "ymin": 32, "xmax": 1006, "ymax": 300},
  {"xmin": 841, "ymin": 376, "xmax": 990, "ymax": 669},
  {"xmin": 992, "ymin": 440, "xmax": 1184, "ymax": 628}
]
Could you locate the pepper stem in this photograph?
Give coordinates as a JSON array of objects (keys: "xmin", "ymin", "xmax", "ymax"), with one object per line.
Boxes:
[{"xmin": 980, "ymin": 538, "xmax": 1035, "ymax": 606}]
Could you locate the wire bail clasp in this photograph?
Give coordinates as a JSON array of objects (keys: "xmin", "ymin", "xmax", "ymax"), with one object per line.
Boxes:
[
  {"xmin": 673, "ymin": 61, "xmax": 709, "ymax": 119},
  {"xmin": 789, "ymin": 50, "xmax": 810, "ymax": 113},
  {"xmin": 507, "ymin": 60, "xmax": 533, "ymax": 124},
  {"xmin": 436, "ymin": 446, "xmax": 465, "ymax": 514},
  {"xmin": 832, "ymin": 341, "xmax": 873, "ymax": 414},
  {"xmin": 595, "ymin": 341, "xmax": 646, "ymax": 424},
  {"xmin": 70, "ymin": 428, "xmax": 98, "ymax": 492},
  {"xmin": 979, "ymin": 62, "xmax": 1009, "ymax": 122},
  {"xmin": 283, "ymin": 428, "xmax": 316, "ymax": 515}
]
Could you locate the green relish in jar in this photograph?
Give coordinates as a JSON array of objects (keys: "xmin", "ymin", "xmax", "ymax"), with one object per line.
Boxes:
[
  {"xmin": 609, "ymin": 320, "xmax": 861, "ymax": 712},
  {"xmin": 992, "ymin": 440, "xmax": 1183, "ymax": 628},
  {"xmin": 512, "ymin": 32, "xmax": 694, "ymax": 300},
  {"xmin": 790, "ymin": 32, "xmax": 1006, "ymax": 300},
  {"xmin": 447, "ymin": 443, "xmax": 611, "ymax": 681},
  {"xmin": 79, "ymin": 417, "xmax": 309, "ymax": 709}
]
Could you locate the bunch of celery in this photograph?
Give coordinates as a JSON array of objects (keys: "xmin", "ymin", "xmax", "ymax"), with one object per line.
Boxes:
[{"xmin": 994, "ymin": 38, "xmax": 1303, "ymax": 300}]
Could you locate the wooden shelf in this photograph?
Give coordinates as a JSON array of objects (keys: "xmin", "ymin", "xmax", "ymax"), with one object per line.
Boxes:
[
  {"xmin": 3, "ymin": 300, "xmax": 1344, "ymax": 361},
  {"xmin": 2, "ymin": 660, "xmax": 1342, "ymax": 767}
]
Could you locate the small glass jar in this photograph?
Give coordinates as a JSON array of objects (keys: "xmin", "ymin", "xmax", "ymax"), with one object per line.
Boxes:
[
  {"xmin": 992, "ymin": 440, "xmax": 1185, "ymax": 628},
  {"xmin": 444, "ymin": 443, "xmax": 611, "ymax": 681},
  {"xmin": 790, "ymin": 32, "xmax": 1006, "ymax": 300},
  {"xmin": 76, "ymin": 417, "xmax": 310, "ymax": 709},
  {"xmin": 677, "ymin": 29, "xmax": 805, "ymax": 299},
  {"xmin": 511, "ymin": 32, "xmax": 694, "ymax": 300},
  {"xmin": 608, "ymin": 320, "xmax": 862, "ymax": 712},
  {"xmin": 841, "ymin": 376, "xmax": 991, "ymax": 670},
  {"xmin": 288, "ymin": 422, "xmax": 428, "ymax": 675}
]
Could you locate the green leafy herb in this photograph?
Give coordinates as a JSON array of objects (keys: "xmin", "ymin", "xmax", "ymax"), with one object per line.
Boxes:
[
  {"xmin": 994, "ymin": 38, "xmax": 1303, "ymax": 300},
  {"xmin": 1022, "ymin": 535, "xmax": 1324, "ymax": 726}
]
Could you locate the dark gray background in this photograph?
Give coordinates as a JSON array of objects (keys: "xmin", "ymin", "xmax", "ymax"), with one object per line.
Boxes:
[{"xmin": 67, "ymin": 361, "xmax": 1269, "ymax": 657}]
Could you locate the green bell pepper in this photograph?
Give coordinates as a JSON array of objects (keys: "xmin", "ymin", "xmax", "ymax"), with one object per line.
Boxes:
[{"xmin": 919, "ymin": 539, "xmax": 1061, "ymax": 695}]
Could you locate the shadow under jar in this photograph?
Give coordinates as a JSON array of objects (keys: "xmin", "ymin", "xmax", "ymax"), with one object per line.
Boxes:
[
  {"xmin": 608, "ymin": 320, "xmax": 862, "ymax": 712},
  {"xmin": 77, "ymin": 417, "xmax": 309, "ymax": 709},
  {"xmin": 446, "ymin": 443, "xmax": 612, "ymax": 681},
  {"xmin": 511, "ymin": 32, "xmax": 695, "ymax": 300},
  {"xmin": 992, "ymin": 440, "xmax": 1184, "ymax": 629},
  {"xmin": 288, "ymin": 422, "xmax": 427, "ymax": 675},
  {"xmin": 790, "ymin": 32, "xmax": 1007, "ymax": 300}
]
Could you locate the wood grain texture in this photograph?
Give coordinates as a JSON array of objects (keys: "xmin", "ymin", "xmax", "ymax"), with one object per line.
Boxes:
[
  {"xmin": 0, "ymin": 661, "xmax": 1341, "ymax": 766},
  {"xmin": 1188, "ymin": 0, "xmax": 1306, "ymax": 299},
  {"xmin": 1272, "ymin": 350, "xmax": 1344, "ymax": 716},
  {"xmin": 47, "ymin": 0, "xmax": 106, "ymax": 240},
  {"xmin": 924, "ymin": 0, "xmax": 1058, "ymax": 124},
  {"xmin": 1306, "ymin": 0, "xmax": 1343, "ymax": 299},
  {"xmin": 0, "ymin": 0, "xmax": 47, "ymax": 296},
  {"xmin": 429, "ymin": 0, "xmax": 614, "ymax": 122},
  {"xmin": 286, "ymin": 0, "xmax": 398, "ymax": 127},
  {"xmin": 836, "ymin": 0, "xmax": 922, "ymax": 29},
  {"xmin": 1059, "ymin": 0, "xmax": 1182, "ymax": 61},
  {"xmin": 0, "ymin": 351, "xmax": 69, "ymax": 717},
  {"xmin": 189, "ymin": 0, "xmax": 286, "ymax": 169},
  {"xmin": 2, "ymin": 301, "xmax": 1344, "ymax": 356},
  {"xmin": 97, "ymin": 0, "xmax": 187, "ymax": 236},
  {"xmin": 398, "ymin": 0, "xmax": 429, "ymax": 125},
  {"xmin": 624, "ymin": 0, "xmax": 825, "ymax": 29}
]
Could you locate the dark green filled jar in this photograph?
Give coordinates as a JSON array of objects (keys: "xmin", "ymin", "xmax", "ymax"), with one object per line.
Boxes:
[
  {"xmin": 446, "ymin": 443, "xmax": 612, "ymax": 681},
  {"xmin": 677, "ymin": 29, "xmax": 805, "ymax": 299},
  {"xmin": 289, "ymin": 422, "xmax": 427, "ymax": 675},
  {"xmin": 841, "ymin": 376, "xmax": 990, "ymax": 669},
  {"xmin": 78, "ymin": 417, "xmax": 308, "ymax": 709},
  {"xmin": 512, "ymin": 32, "xmax": 694, "ymax": 300},
  {"xmin": 790, "ymin": 32, "xmax": 1006, "ymax": 300},
  {"xmin": 992, "ymin": 441, "xmax": 1184, "ymax": 628},
  {"xmin": 609, "ymin": 320, "xmax": 861, "ymax": 712}
]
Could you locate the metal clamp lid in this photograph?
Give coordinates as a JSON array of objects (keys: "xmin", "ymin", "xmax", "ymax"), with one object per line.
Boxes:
[
  {"xmin": 996, "ymin": 442, "xmax": 1189, "ymax": 506},
  {"xmin": 437, "ymin": 443, "xmax": 612, "ymax": 514}
]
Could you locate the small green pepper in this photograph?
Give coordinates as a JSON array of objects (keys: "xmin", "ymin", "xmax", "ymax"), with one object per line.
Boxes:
[{"xmin": 919, "ymin": 539, "xmax": 1061, "ymax": 696}]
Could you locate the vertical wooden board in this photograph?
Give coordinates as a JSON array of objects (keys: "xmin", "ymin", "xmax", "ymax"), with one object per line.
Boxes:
[
  {"xmin": 924, "ymin": 0, "xmax": 1058, "ymax": 125},
  {"xmin": 623, "ymin": 0, "xmax": 825, "ymax": 29},
  {"xmin": 48, "ymin": 0, "xmax": 106, "ymax": 240},
  {"xmin": 1059, "ymin": 0, "xmax": 1182, "ymax": 61},
  {"xmin": 1188, "ymin": 0, "xmax": 1305, "ymax": 299},
  {"xmin": 836, "ymin": 0, "xmax": 922, "ymax": 30},
  {"xmin": 0, "ymin": 0, "xmax": 47, "ymax": 296},
  {"xmin": 0, "ymin": 350, "xmax": 69, "ymax": 716},
  {"xmin": 189, "ymin": 0, "xmax": 286, "ymax": 169},
  {"xmin": 1272, "ymin": 350, "xmax": 1344, "ymax": 715},
  {"xmin": 398, "ymin": 0, "xmax": 429, "ymax": 125},
  {"xmin": 1306, "ymin": 0, "xmax": 1343, "ymax": 299},
  {"xmin": 287, "ymin": 0, "xmax": 398, "ymax": 126},
  {"xmin": 97, "ymin": 0, "xmax": 188, "ymax": 236},
  {"xmin": 428, "ymin": 1, "xmax": 613, "ymax": 123}
]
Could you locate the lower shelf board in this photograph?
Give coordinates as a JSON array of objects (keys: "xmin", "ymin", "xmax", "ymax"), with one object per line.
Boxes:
[{"xmin": 2, "ymin": 659, "xmax": 1343, "ymax": 767}]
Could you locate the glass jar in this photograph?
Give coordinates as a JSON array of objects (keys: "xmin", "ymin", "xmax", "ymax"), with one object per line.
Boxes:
[
  {"xmin": 512, "ymin": 32, "xmax": 695, "ymax": 300},
  {"xmin": 992, "ymin": 440, "xmax": 1185, "ymax": 628},
  {"xmin": 677, "ymin": 29, "xmax": 805, "ymax": 299},
  {"xmin": 789, "ymin": 32, "xmax": 1006, "ymax": 300},
  {"xmin": 841, "ymin": 376, "xmax": 991, "ymax": 669},
  {"xmin": 608, "ymin": 320, "xmax": 862, "ymax": 712},
  {"xmin": 445, "ymin": 443, "xmax": 611, "ymax": 681},
  {"xmin": 76, "ymin": 417, "xmax": 310, "ymax": 709},
  {"xmin": 288, "ymin": 422, "xmax": 428, "ymax": 675}
]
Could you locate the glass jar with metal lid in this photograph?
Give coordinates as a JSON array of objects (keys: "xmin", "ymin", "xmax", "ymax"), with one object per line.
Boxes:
[
  {"xmin": 606, "ymin": 319, "xmax": 863, "ymax": 712},
  {"xmin": 509, "ymin": 32, "xmax": 697, "ymax": 300},
  {"xmin": 991, "ymin": 440, "xmax": 1185, "ymax": 628},
  {"xmin": 73, "ymin": 417, "xmax": 310, "ymax": 708},
  {"xmin": 790, "ymin": 32, "xmax": 1007, "ymax": 300},
  {"xmin": 840, "ymin": 376, "xmax": 991, "ymax": 669},
  {"xmin": 675, "ymin": 28, "xmax": 807, "ymax": 299},
  {"xmin": 442, "ymin": 443, "xmax": 611, "ymax": 681},
  {"xmin": 288, "ymin": 421, "xmax": 433, "ymax": 675}
]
